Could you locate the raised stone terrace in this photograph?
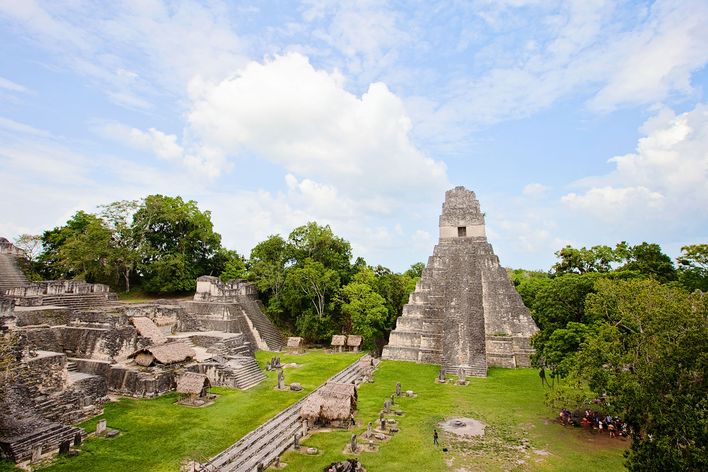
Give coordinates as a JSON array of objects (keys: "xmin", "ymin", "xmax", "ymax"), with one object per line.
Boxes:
[
  {"xmin": 382, "ymin": 187, "xmax": 537, "ymax": 376},
  {"xmin": 180, "ymin": 276, "xmax": 285, "ymax": 351}
]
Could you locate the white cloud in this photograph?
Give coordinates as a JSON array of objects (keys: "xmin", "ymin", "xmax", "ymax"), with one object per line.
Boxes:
[
  {"xmin": 561, "ymin": 103, "xmax": 708, "ymax": 227},
  {"xmin": 522, "ymin": 183, "xmax": 548, "ymax": 197},
  {"xmin": 186, "ymin": 52, "xmax": 448, "ymax": 205},
  {"xmin": 96, "ymin": 122, "xmax": 229, "ymax": 178},
  {"xmin": 0, "ymin": 1, "xmax": 248, "ymax": 108},
  {"xmin": 0, "ymin": 76, "xmax": 29, "ymax": 93},
  {"xmin": 416, "ymin": 0, "xmax": 708, "ymax": 139}
]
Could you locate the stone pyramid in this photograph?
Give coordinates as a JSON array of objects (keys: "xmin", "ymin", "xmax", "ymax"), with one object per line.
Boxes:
[{"xmin": 382, "ymin": 186, "xmax": 537, "ymax": 376}]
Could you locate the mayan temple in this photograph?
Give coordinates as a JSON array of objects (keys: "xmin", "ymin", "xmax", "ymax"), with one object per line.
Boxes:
[{"xmin": 382, "ymin": 186, "xmax": 538, "ymax": 376}]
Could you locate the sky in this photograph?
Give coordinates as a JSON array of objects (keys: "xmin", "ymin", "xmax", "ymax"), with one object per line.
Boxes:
[{"xmin": 0, "ymin": 0, "xmax": 706, "ymax": 272}]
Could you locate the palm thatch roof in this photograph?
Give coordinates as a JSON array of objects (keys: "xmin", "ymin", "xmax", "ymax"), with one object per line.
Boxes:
[
  {"xmin": 287, "ymin": 337, "xmax": 304, "ymax": 348},
  {"xmin": 176, "ymin": 372, "xmax": 210, "ymax": 395},
  {"xmin": 300, "ymin": 382, "xmax": 357, "ymax": 423},
  {"xmin": 346, "ymin": 335, "xmax": 362, "ymax": 347},
  {"xmin": 129, "ymin": 342, "xmax": 196, "ymax": 365},
  {"xmin": 131, "ymin": 316, "xmax": 168, "ymax": 344},
  {"xmin": 331, "ymin": 335, "xmax": 346, "ymax": 346}
]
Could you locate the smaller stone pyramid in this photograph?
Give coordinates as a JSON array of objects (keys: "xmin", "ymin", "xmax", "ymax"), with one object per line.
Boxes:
[{"xmin": 382, "ymin": 186, "xmax": 537, "ymax": 376}]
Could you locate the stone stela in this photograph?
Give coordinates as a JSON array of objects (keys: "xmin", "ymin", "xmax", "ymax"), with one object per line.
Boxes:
[{"xmin": 382, "ymin": 186, "xmax": 538, "ymax": 377}]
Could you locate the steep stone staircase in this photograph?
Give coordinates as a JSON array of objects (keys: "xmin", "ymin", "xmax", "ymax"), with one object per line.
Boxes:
[
  {"xmin": 0, "ymin": 253, "xmax": 28, "ymax": 294},
  {"xmin": 199, "ymin": 354, "xmax": 370, "ymax": 472},
  {"xmin": 237, "ymin": 296, "xmax": 285, "ymax": 351}
]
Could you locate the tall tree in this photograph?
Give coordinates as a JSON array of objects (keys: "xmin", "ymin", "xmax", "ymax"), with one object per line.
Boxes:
[
  {"xmin": 98, "ymin": 200, "xmax": 141, "ymax": 292},
  {"xmin": 288, "ymin": 222, "xmax": 352, "ymax": 280},
  {"xmin": 340, "ymin": 268, "xmax": 388, "ymax": 350},
  {"xmin": 13, "ymin": 234, "xmax": 43, "ymax": 281},
  {"xmin": 621, "ymin": 242, "xmax": 677, "ymax": 283},
  {"xmin": 39, "ymin": 211, "xmax": 117, "ymax": 284},
  {"xmin": 677, "ymin": 244, "xmax": 708, "ymax": 292},
  {"xmin": 132, "ymin": 195, "xmax": 223, "ymax": 293},
  {"xmin": 574, "ymin": 279, "xmax": 707, "ymax": 471}
]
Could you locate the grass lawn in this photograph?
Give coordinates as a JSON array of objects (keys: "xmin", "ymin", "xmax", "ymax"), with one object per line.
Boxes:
[
  {"xmin": 280, "ymin": 361, "xmax": 628, "ymax": 471},
  {"xmin": 38, "ymin": 350, "xmax": 361, "ymax": 472},
  {"xmin": 21, "ymin": 353, "xmax": 626, "ymax": 471}
]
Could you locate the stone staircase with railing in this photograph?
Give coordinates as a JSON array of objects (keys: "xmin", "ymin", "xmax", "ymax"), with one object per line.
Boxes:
[{"xmin": 236, "ymin": 296, "xmax": 285, "ymax": 351}]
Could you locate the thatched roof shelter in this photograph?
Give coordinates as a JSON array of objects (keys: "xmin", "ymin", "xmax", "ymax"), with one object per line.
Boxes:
[
  {"xmin": 129, "ymin": 342, "xmax": 196, "ymax": 366},
  {"xmin": 131, "ymin": 317, "xmax": 167, "ymax": 344},
  {"xmin": 176, "ymin": 372, "xmax": 210, "ymax": 396},
  {"xmin": 287, "ymin": 337, "xmax": 304, "ymax": 348},
  {"xmin": 300, "ymin": 382, "xmax": 357, "ymax": 427},
  {"xmin": 346, "ymin": 335, "xmax": 362, "ymax": 347},
  {"xmin": 331, "ymin": 335, "xmax": 346, "ymax": 347}
]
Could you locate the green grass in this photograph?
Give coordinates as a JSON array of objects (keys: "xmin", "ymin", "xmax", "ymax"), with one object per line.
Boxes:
[
  {"xmin": 39, "ymin": 350, "xmax": 361, "ymax": 472},
  {"xmin": 280, "ymin": 361, "xmax": 627, "ymax": 471},
  {"xmin": 33, "ymin": 354, "xmax": 625, "ymax": 471}
]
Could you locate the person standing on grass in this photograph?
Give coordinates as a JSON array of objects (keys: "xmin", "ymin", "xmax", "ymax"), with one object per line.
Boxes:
[{"xmin": 433, "ymin": 429, "xmax": 439, "ymax": 446}]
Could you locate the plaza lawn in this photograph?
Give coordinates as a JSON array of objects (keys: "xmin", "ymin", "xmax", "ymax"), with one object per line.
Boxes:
[
  {"xmin": 39, "ymin": 350, "xmax": 361, "ymax": 472},
  {"xmin": 281, "ymin": 361, "xmax": 628, "ymax": 471},
  {"xmin": 32, "ymin": 353, "xmax": 626, "ymax": 471}
]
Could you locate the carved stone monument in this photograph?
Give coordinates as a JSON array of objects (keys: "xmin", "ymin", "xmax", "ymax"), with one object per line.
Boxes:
[
  {"xmin": 382, "ymin": 186, "xmax": 538, "ymax": 376},
  {"xmin": 350, "ymin": 434, "xmax": 358, "ymax": 453},
  {"xmin": 458, "ymin": 367, "xmax": 466, "ymax": 385},
  {"xmin": 277, "ymin": 369, "xmax": 285, "ymax": 390},
  {"xmin": 395, "ymin": 382, "xmax": 401, "ymax": 396}
]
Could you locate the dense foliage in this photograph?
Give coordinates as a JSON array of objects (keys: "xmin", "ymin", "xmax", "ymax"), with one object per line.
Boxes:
[
  {"xmin": 518, "ymin": 242, "xmax": 707, "ymax": 471},
  {"xmin": 246, "ymin": 222, "xmax": 420, "ymax": 348},
  {"xmin": 27, "ymin": 195, "xmax": 228, "ymax": 294}
]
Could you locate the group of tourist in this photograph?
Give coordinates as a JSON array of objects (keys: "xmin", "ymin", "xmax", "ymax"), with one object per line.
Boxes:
[{"xmin": 559, "ymin": 408, "xmax": 628, "ymax": 438}]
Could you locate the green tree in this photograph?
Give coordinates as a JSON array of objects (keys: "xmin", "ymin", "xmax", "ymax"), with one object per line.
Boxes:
[
  {"xmin": 13, "ymin": 234, "xmax": 44, "ymax": 281},
  {"xmin": 249, "ymin": 235, "xmax": 291, "ymax": 322},
  {"xmin": 39, "ymin": 210, "xmax": 101, "ymax": 280},
  {"xmin": 677, "ymin": 244, "xmax": 708, "ymax": 292},
  {"xmin": 218, "ymin": 249, "xmax": 248, "ymax": 282},
  {"xmin": 573, "ymin": 279, "xmax": 707, "ymax": 471},
  {"xmin": 284, "ymin": 258, "xmax": 340, "ymax": 324},
  {"xmin": 552, "ymin": 244, "xmax": 622, "ymax": 274},
  {"xmin": 133, "ymin": 195, "xmax": 223, "ymax": 293},
  {"xmin": 288, "ymin": 222, "xmax": 352, "ymax": 280},
  {"xmin": 99, "ymin": 200, "xmax": 141, "ymax": 292},
  {"xmin": 340, "ymin": 268, "xmax": 388, "ymax": 350},
  {"xmin": 39, "ymin": 211, "xmax": 117, "ymax": 285},
  {"xmin": 621, "ymin": 242, "xmax": 677, "ymax": 283},
  {"xmin": 512, "ymin": 270, "xmax": 551, "ymax": 309},
  {"xmin": 404, "ymin": 262, "xmax": 425, "ymax": 279}
]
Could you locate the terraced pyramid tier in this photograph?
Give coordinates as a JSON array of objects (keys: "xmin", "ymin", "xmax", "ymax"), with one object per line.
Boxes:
[{"xmin": 382, "ymin": 187, "xmax": 537, "ymax": 376}]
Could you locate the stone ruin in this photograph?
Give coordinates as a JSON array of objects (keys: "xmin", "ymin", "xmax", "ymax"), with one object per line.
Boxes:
[
  {"xmin": 0, "ymin": 242, "xmax": 285, "ymax": 465},
  {"xmin": 382, "ymin": 187, "xmax": 538, "ymax": 376},
  {"xmin": 181, "ymin": 276, "xmax": 285, "ymax": 351}
]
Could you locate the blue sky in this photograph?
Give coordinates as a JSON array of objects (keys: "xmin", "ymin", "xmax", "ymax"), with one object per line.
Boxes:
[{"xmin": 0, "ymin": 0, "xmax": 706, "ymax": 271}]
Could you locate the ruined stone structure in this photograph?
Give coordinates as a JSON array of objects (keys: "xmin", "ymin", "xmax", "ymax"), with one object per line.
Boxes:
[
  {"xmin": 382, "ymin": 187, "xmax": 537, "ymax": 376},
  {"xmin": 180, "ymin": 276, "xmax": 285, "ymax": 351},
  {"xmin": 0, "ymin": 238, "xmax": 28, "ymax": 294},
  {"xmin": 0, "ymin": 270, "xmax": 283, "ymax": 464}
]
